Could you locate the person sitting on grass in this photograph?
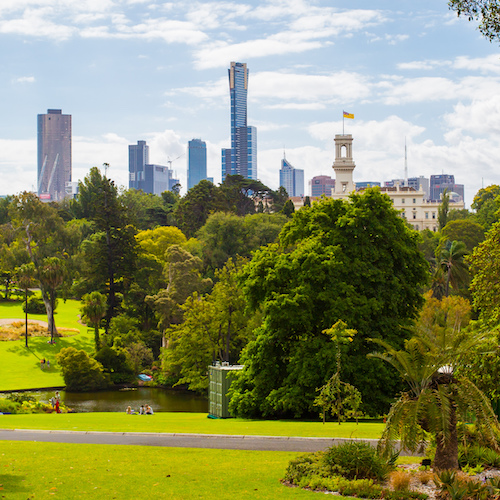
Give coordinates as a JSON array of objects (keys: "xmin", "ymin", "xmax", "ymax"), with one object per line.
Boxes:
[
  {"xmin": 139, "ymin": 405, "xmax": 145, "ymax": 415},
  {"xmin": 145, "ymin": 405, "xmax": 154, "ymax": 415}
]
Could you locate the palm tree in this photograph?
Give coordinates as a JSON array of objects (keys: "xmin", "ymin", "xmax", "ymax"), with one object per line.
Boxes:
[
  {"xmin": 369, "ymin": 323, "xmax": 499, "ymax": 470},
  {"xmin": 438, "ymin": 240, "xmax": 469, "ymax": 297},
  {"xmin": 81, "ymin": 291, "xmax": 107, "ymax": 350}
]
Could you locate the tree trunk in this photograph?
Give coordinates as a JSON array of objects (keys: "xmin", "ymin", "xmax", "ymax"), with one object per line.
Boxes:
[
  {"xmin": 94, "ymin": 325, "xmax": 100, "ymax": 351},
  {"xmin": 433, "ymin": 404, "xmax": 459, "ymax": 470},
  {"xmin": 24, "ymin": 289, "xmax": 29, "ymax": 348},
  {"xmin": 41, "ymin": 287, "xmax": 57, "ymax": 337}
]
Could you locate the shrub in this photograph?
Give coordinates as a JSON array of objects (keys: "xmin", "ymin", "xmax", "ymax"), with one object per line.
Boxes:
[
  {"xmin": 0, "ymin": 399, "xmax": 20, "ymax": 414},
  {"xmin": 22, "ymin": 296, "xmax": 49, "ymax": 315},
  {"xmin": 417, "ymin": 470, "xmax": 433, "ymax": 485},
  {"xmin": 322, "ymin": 441, "xmax": 392, "ymax": 481},
  {"xmin": 56, "ymin": 347, "xmax": 110, "ymax": 391},
  {"xmin": 389, "ymin": 469, "xmax": 412, "ymax": 491},
  {"xmin": 458, "ymin": 443, "xmax": 500, "ymax": 468}
]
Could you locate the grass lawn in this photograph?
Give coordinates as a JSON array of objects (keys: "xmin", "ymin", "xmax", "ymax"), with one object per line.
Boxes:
[
  {"xmin": 0, "ymin": 412, "xmax": 385, "ymax": 439},
  {"xmin": 1, "ymin": 441, "xmax": 334, "ymax": 500},
  {"xmin": 0, "ymin": 298, "xmax": 95, "ymax": 391}
]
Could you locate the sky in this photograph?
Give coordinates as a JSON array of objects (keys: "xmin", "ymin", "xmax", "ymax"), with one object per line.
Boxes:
[{"xmin": 1, "ymin": 0, "xmax": 500, "ymax": 208}]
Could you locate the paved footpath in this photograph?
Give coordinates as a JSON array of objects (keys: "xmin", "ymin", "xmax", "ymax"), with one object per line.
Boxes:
[{"xmin": 0, "ymin": 429, "xmax": 381, "ymax": 453}]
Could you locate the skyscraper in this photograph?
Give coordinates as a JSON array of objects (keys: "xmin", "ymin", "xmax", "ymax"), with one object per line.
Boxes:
[
  {"xmin": 188, "ymin": 139, "xmax": 207, "ymax": 190},
  {"xmin": 128, "ymin": 140, "xmax": 179, "ymax": 195},
  {"xmin": 430, "ymin": 174, "xmax": 464, "ymax": 202},
  {"xmin": 129, "ymin": 140, "xmax": 149, "ymax": 190},
  {"xmin": 222, "ymin": 62, "xmax": 257, "ymax": 180},
  {"xmin": 279, "ymin": 155, "xmax": 304, "ymax": 197},
  {"xmin": 309, "ymin": 175, "xmax": 336, "ymax": 197},
  {"xmin": 37, "ymin": 109, "xmax": 72, "ymax": 201}
]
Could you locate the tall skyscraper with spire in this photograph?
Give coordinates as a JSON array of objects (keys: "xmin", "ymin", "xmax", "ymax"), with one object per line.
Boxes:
[
  {"xmin": 222, "ymin": 62, "xmax": 257, "ymax": 180},
  {"xmin": 37, "ymin": 109, "xmax": 72, "ymax": 201}
]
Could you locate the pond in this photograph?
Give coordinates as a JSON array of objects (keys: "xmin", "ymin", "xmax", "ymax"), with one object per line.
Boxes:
[{"xmin": 23, "ymin": 387, "xmax": 208, "ymax": 413}]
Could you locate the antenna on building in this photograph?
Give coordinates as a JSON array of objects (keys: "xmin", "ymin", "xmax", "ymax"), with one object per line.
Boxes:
[{"xmin": 404, "ymin": 138, "xmax": 408, "ymax": 187}]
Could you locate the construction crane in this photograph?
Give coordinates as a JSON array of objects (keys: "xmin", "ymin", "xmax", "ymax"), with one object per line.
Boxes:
[{"xmin": 167, "ymin": 154, "xmax": 184, "ymax": 170}]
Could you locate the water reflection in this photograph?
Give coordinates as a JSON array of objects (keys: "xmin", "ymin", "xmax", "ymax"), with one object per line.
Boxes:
[{"xmin": 25, "ymin": 388, "xmax": 208, "ymax": 413}]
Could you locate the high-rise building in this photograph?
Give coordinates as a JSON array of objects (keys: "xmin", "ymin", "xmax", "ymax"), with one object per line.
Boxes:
[
  {"xmin": 37, "ymin": 109, "xmax": 72, "ymax": 201},
  {"xmin": 430, "ymin": 174, "xmax": 464, "ymax": 202},
  {"xmin": 128, "ymin": 140, "xmax": 179, "ymax": 195},
  {"xmin": 129, "ymin": 140, "xmax": 149, "ymax": 191},
  {"xmin": 279, "ymin": 155, "xmax": 304, "ymax": 197},
  {"xmin": 309, "ymin": 175, "xmax": 336, "ymax": 197},
  {"xmin": 188, "ymin": 139, "xmax": 207, "ymax": 190},
  {"xmin": 222, "ymin": 62, "xmax": 257, "ymax": 180}
]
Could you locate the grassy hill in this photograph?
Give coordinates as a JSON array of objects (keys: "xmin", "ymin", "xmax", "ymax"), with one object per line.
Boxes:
[{"xmin": 0, "ymin": 298, "xmax": 94, "ymax": 391}]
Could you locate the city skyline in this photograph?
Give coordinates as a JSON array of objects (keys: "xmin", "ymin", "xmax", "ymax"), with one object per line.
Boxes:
[{"xmin": 1, "ymin": 1, "xmax": 500, "ymax": 207}]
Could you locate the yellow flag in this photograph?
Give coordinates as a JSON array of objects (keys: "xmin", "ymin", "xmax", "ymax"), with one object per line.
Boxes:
[{"xmin": 343, "ymin": 111, "xmax": 354, "ymax": 119}]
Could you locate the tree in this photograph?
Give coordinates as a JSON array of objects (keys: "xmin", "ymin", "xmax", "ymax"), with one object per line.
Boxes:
[
  {"xmin": 174, "ymin": 180, "xmax": 221, "ymax": 237},
  {"xmin": 81, "ymin": 291, "xmax": 107, "ymax": 350},
  {"xmin": 314, "ymin": 321, "xmax": 362, "ymax": 424},
  {"xmin": 438, "ymin": 240, "xmax": 469, "ymax": 297},
  {"xmin": 119, "ymin": 189, "xmax": 169, "ymax": 230},
  {"xmin": 219, "ymin": 175, "xmax": 270, "ymax": 216},
  {"xmin": 448, "ymin": 0, "xmax": 500, "ymax": 42},
  {"xmin": 76, "ymin": 167, "xmax": 138, "ymax": 331},
  {"xmin": 56, "ymin": 347, "xmax": 110, "ymax": 391},
  {"xmin": 15, "ymin": 263, "xmax": 36, "ymax": 348},
  {"xmin": 146, "ymin": 245, "xmax": 212, "ymax": 334},
  {"xmin": 162, "ymin": 258, "xmax": 257, "ymax": 392},
  {"xmin": 441, "ymin": 219, "xmax": 485, "ymax": 252},
  {"xmin": 136, "ymin": 226, "xmax": 188, "ymax": 262},
  {"xmin": 9, "ymin": 192, "xmax": 67, "ymax": 333},
  {"xmin": 370, "ymin": 295, "xmax": 498, "ymax": 470},
  {"xmin": 468, "ymin": 220, "xmax": 500, "ymax": 328},
  {"xmin": 471, "ymin": 184, "xmax": 500, "ymax": 229},
  {"xmin": 281, "ymin": 199, "xmax": 295, "ymax": 218},
  {"xmin": 438, "ymin": 189, "xmax": 450, "ymax": 231},
  {"xmin": 196, "ymin": 212, "xmax": 287, "ymax": 272},
  {"xmin": 37, "ymin": 257, "xmax": 66, "ymax": 343},
  {"xmin": 229, "ymin": 189, "xmax": 429, "ymax": 418},
  {"xmin": 303, "ymin": 196, "xmax": 311, "ymax": 207}
]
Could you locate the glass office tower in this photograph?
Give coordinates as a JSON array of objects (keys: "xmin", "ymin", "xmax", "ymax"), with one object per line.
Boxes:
[
  {"xmin": 37, "ymin": 109, "xmax": 72, "ymax": 201},
  {"xmin": 222, "ymin": 62, "xmax": 257, "ymax": 180},
  {"xmin": 188, "ymin": 139, "xmax": 207, "ymax": 190},
  {"xmin": 279, "ymin": 157, "xmax": 304, "ymax": 197}
]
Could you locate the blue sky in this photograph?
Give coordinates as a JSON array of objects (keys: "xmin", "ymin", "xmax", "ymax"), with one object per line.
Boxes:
[{"xmin": 1, "ymin": 0, "xmax": 499, "ymax": 207}]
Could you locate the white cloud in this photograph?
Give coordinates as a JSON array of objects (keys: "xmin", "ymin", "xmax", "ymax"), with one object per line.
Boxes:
[
  {"xmin": 454, "ymin": 54, "xmax": 500, "ymax": 74},
  {"xmin": 13, "ymin": 76, "xmax": 35, "ymax": 84}
]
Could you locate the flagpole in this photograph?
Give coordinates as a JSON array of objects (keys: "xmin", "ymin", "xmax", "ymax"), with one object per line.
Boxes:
[{"xmin": 343, "ymin": 113, "xmax": 345, "ymax": 135}]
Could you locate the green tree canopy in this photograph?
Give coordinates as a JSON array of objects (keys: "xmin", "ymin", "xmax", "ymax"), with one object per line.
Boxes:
[
  {"xmin": 449, "ymin": 0, "xmax": 500, "ymax": 42},
  {"xmin": 76, "ymin": 167, "xmax": 138, "ymax": 331},
  {"xmin": 229, "ymin": 188, "xmax": 429, "ymax": 418},
  {"xmin": 469, "ymin": 220, "xmax": 500, "ymax": 328},
  {"xmin": 9, "ymin": 192, "xmax": 68, "ymax": 333},
  {"xmin": 56, "ymin": 347, "xmax": 110, "ymax": 391},
  {"xmin": 441, "ymin": 219, "xmax": 485, "ymax": 252},
  {"xmin": 136, "ymin": 226, "xmax": 188, "ymax": 262},
  {"xmin": 162, "ymin": 258, "xmax": 258, "ymax": 392},
  {"xmin": 81, "ymin": 291, "xmax": 107, "ymax": 350}
]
